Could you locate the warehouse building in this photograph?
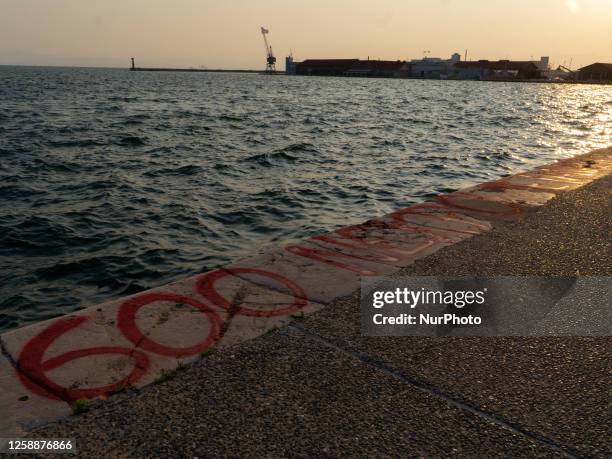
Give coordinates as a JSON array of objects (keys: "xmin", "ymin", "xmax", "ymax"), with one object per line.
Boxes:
[
  {"xmin": 293, "ymin": 59, "xmax": 408, "ymax": 78},
  {"xmin": 577, "ymin": 63, "xmax": 612, "ymax": 83},
  {"xmin": 454, "ymin": 60, "xmax": 543, "ymax": 80}
]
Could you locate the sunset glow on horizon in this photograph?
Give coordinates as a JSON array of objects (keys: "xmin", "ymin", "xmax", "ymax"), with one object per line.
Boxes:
[{"xmin": 1, "ymin": 0, "xmax": 611, "ymax": 69}]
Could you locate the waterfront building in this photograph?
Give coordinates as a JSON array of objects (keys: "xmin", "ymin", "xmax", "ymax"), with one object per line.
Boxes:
[
  {"xmin": 293, "ymin": 59, "xmax": 408, "ymax": 78},
  {"xmin": 344, "ymin": 60, "xmax": 409, "ymax": 78},
  {"xmin": 577, "ymin": 63, "xmax": 612, "ymax": 83},
  {"xmin": 533, "ymin": 56, "xmax": 550, "ymax": 72},
  {"xmin": 294, "ymin": 59, "xmax": 359, "ymax": 76},
  {"xmin": 454, "ymin": 60, "xmax": 543, "ymax": 80},
  {"xmin": 409, "ymin": 53, "xmax": 461, "ymax": 79},
  {"xmin": 285, "ymin": 55, "xmax": 297, "ymax": 75}
]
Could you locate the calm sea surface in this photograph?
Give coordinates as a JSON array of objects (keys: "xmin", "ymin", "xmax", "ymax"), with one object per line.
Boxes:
[{"xmin": 0, "ymin": 66, "xmax": 610, "ymax": 331}]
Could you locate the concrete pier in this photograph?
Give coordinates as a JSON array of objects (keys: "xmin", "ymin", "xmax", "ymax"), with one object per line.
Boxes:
[
  {"xmin": 129, "ymin": 67, "xmax": 282, "ymax": 74},
  {"xmin": 1, "ymin": 148, "xmax": 610, "ymax": 453}
]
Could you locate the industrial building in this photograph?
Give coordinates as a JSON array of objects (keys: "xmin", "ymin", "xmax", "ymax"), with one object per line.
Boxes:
[
  {"xmin": 409, "ymin": 53, "xmax": 461, "ymax": 79},
  {"xmin": 285, "ymin": 54, "xmax": 612, "ymax": 83},
  {"xmin": 454, "ymin": 60, "xmax": 543, "ymax": 80},
  {"xmin": 345, "ymin": 60, "xmax": 409, "ymax": 78},
  {"xmin": 577, "ymin": 63, "xmax": 612, "ymax": 83},
  {"xmin": 291, "ymin": 59, "xmax": 358, "ymax": 76},
  {"xmin": 288, "ymin": 58, "xmax": 409, "ymax": 78},
  {"xmin": 287, "ymin": 54, "xmax": 460, "ymax": 79}
]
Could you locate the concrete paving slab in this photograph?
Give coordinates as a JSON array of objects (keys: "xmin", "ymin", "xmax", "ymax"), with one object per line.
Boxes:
[
  {"xmin": 433, "ymin": 193, "xmax": 527, "ymax": 219},
  {"xmin": 1, "ymin": 306, "xmax": 149, "ymax": 403},
  {"xmin": 383, "ymin": 204, "xmax": 493, "ymax": 239},
  {"xmin": 306, "ymin": 227, "xmax": 443, "ymax": 268},
  {"xmin": 506, "ymin": 173, "xmax": 596, "ymax": 189},
  {"xmin": 226, "ymin": 248, "xmax": 398, "ymax": 304},
  {"xmin": 0, "ymin": 352, "xmax": 71, "ymax": 436},
  {"xmin": 113, "ymin": 284, "xmax": 224, "ymax": 388},
  {"xmin": 429, "ymin": 177, "xmax": 564, "ymax": 219},
  {"xmin": 463, "ymin": 186, "xmax": 557, "ymax": 206},
  {"xmin": 194, "ymin": 268, "xmax": 325, "ymax": 346},
  {"xmin": 0, "ymin": 269, "xmax": 325, "ymax": 401},
  {"xmin": 517, "ymin": 172, "xmax": 587, "ymax": 183},
  {"xmin": 534, "ymin": 164, "xmax": 604, "ymax": 179}
]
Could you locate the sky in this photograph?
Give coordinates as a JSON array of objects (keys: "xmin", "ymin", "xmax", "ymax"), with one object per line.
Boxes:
[{"xmin": 1, "ymin": 0, "xmax": 611, "ymax": 70}]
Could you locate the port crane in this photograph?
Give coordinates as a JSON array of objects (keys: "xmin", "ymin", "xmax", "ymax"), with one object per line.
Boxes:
[{"xmin": 261, "ymin": 27, "xmax": 276, "ymax": 73}]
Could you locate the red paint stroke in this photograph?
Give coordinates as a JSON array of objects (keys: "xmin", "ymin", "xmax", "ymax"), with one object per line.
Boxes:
[
  {"xmin": 389, "ymin": 207, "xmax": 489, "ymax": 235},
  {"xmin": 285, "ymin": 245, "xmax": 378, "ymax": 276},
  {"xmin": 315, "ymin": 222, "xmax": 438, "ymax": 257},
  {"xmin": 17, "ymin": 315, "xmax": 149, "ymax": 401},
  {"xmin": 435, "ymin": 192, "xmax": 523, "ymax": 215},
  {"xmin": 286, "ymin": 211, "xmax": 466, "ymax": 273},
  {"xmin": 477, "ymin": 180, "xmax": 568, "ymax": 193},
  {"xmin": 311, "ymin": 234, "xmax": 401, "ymax": 261},
  {"xmin": 118, "ymin": 292, "xmax": 222, "ymax": 357},
  {"xmin": 197, "ymin": 268, "xmax": 308, "ymax": 317},
  {"xmin": 311, "ymin": 232, "xmax": 400, "ymax": 263},
  {"xmin": 516, "ymin": 172, "xmax": 583, "ymax": 183}
]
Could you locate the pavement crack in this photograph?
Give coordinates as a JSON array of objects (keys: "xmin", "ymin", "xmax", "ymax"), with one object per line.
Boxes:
[
  {"xmin": 0, "ymin": 336, "xmax": 72, "ymax": 405},
  {"xmin": 218, "ymin": 285, "xmax": 247, "ymax": 339},
  {"xmin": 288, "ymin": 323, "xmax": 582, "ymax": 459},
  {"xmin": 221, "ymin": 266, "xmax": 315, "ymax": 304}
]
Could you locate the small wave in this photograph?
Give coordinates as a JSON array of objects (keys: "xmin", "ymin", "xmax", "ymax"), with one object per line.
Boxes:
[
  {"xmin": 56, "ymin": 126, "xmax": 90, "ymax": 134},
  {"xmin": 0, "ymin": 184, "xmax": 47, "ymax": 199},
  {"xmin": 35, "ymin": 256, "xmax": 121, "ymax": 279},
  {"xmin": 0, "ymin": 216, "xmax": 101, "ymax": 255},
  {"xmin": 245, "ymin": 143, "xmax": 319, "ymax": 166},
  {"xmin": 119, "ymin": 119, "xmax": 145, "ymax": 126},
  {"xmin": 218, "ymin": 115, "xmax": 245, "ymax": 122},
  {"xmin": 146, "ymin": 146, "xmax": 173, "ymax": 155},
  {"xmin": 144, "ymin": 164, "xmax": 204, "ymax": 177},
  {"xmin": 104, "ymin": 105, "xmax": 123, "ymax": 112},
  {"xmin": 48, "ymin": 139, "xmax": 105, "ymax": 148},
  {"xmin": 32, "ymin": 158, "xmax": 79, "ymax": 173},
  {"xmin": 116, "ymin": 136, "xmax": 146, "ymax": 147},
  {"xmin": 109, "ymin": 96, "xmax": 139, "ymax": 102},
  {"xmin": 246, "ymin": 151, "xmax": 298, "ymax": 165}
]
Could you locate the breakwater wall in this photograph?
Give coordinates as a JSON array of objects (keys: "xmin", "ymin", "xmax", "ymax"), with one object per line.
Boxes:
[
  {"xmin": 129, "ymin": 67, "xmax": 282, "ymax": 74},
  {"xmin": 1, "ymin": 147, "xmax": 610, "ymax": 436}
]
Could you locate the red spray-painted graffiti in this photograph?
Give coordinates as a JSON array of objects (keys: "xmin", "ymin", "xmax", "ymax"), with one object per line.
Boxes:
[
  {"xmin": 285, "ymin": 245, "xmax": 379, "ymax": 276},
  {"xmin": 12, "ymin": 191, "xmax": 503, "ymax": 402},
  {"xmin": 435, "ymin": 192, "xmax": 523, "ymax": 215},
  {"xmin": 389, "ymin": 202, "xmax": 491, "ymax": 235},
  {"xmin": 15, "ymin": 268, "xmax": 309, "ymax": 401},
  {"xmin": 314, "ymin": 221, "xmax": 438, "ymax": 258},
  {"xmin": 17, "ymin": 315, "xmax": 149, "ymax": 401},
  {"xmin": 117, "ymin": 292, "xmax": 223, "ymax": 358},
  {"xmin": 197, "ymin": 268, "xmax": 308, "ymax": 317},
  {"xmin": 284, "ymin": 204, "xmax": 487, "ymax": 274},
  {"xmin": 474, "ymin": 178, "xmax": 571, "ymax": 193}
]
